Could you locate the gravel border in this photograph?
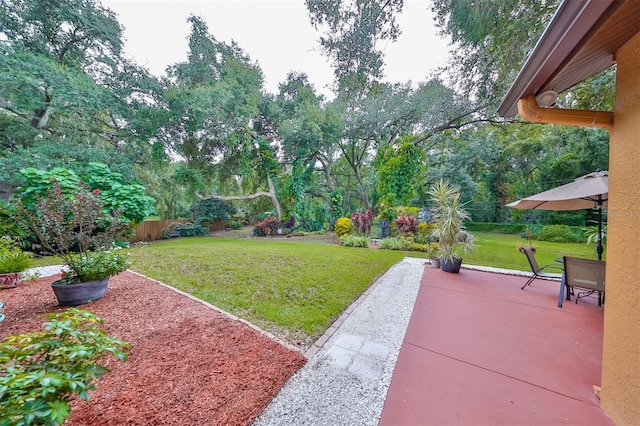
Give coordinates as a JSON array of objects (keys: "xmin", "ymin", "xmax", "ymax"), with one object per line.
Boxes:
[{"xmin": 253, "ymin": 257, "xmax": 426, "ymax": 426}]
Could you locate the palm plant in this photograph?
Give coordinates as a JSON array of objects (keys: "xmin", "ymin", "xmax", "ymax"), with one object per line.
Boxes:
[{"xmin": 428, "ymin": 179, "xmax": 474, "ymax": 264}]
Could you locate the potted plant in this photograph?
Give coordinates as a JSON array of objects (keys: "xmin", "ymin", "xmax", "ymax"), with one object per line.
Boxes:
[
  {"xmin": 428, "ymin": 179, "xmax": 475, "ymax": 273},
  {"xmin": 14, "ymin": 181, "xmax": 130, "ymax": 305},
  {"xmin": 0, "ymin": 239, "xmax": 31, "ymax": 289}
]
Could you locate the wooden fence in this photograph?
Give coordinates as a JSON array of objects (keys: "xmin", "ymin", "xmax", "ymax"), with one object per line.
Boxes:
[{"xmin": 128, "ymin": 219, "xmax": 224, "ymax": 243}]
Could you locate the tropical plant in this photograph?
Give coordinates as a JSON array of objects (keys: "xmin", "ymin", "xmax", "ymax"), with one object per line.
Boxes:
[
  {"xmin": 0, "ymin": 309, "xmax": 130, "ymax": 426},
  {"xmin": 394, "ymin": 214, "xmax": 418, "ymax": 236},
  {"xmin": 429, "ymin": 179, "xmax": 475, "ymax": 263},
  {"xmin": 351, "ymin": 210, "xmax": 373, "ymax": 236},
  {"xmin": 0, "ymin": 239, "xmax": 31, "ymax": 274},
  {"xmin": 339, "ymin": 234, "xmax": 369, "ymax": 248},
  {"xmin": 253, "ymin": 216, "xmax": 280, "ymax": 237},
  {"xmin": 14, "ymin": 181, "xmax": 130, "ymax": 284}
]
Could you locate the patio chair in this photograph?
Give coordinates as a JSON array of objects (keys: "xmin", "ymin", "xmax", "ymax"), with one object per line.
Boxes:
[
  {"xmin": 558, "ymin": 256, "xmax": 606, "ymax": 308},
  {"xmin": 519, "ymin": 247, "xmax": 563, "ymax": 290}
]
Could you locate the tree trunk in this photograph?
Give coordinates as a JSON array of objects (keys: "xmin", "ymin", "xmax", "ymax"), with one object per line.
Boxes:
[{"xmin": 200, "ymin": 174, "xmax": 282, "ymax": 221}]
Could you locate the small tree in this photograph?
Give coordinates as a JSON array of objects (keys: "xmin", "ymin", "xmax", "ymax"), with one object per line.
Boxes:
[
  {"xmin": 429, "ymin": 180, "xmax": 474, "ymax": 263},
  {"xmin": 14, "ymin": 181, "xmax": 129, "ymax": 283}
]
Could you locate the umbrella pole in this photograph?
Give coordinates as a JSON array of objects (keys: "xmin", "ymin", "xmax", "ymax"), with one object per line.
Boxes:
[{"xmin": 597, "ymin": 196, "xmax": 604, "ymax": 261}]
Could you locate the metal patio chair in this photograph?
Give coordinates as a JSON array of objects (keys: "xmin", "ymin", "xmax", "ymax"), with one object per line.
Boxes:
[
  {"xmin": 558, "ymin": 256, "xmax": 606, "ymax": 308},
  {"xmin": 519, "ymin": 247, "xmax": 564, "ymax": 290}
]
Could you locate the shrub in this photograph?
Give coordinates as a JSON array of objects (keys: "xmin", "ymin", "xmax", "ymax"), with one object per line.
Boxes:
[
  {"xmin": 378, "ymin": 236, "xmax": 413, "ymax": 251},
  {"xmin": 14, "ymin": 181, "xmax": 129, "ymax": 284},
  {"xmin": 339, "ymin": 235, "xmax": 369, "ymax": 248},
  {"xmin": 334, "ymin": 217, "xmax": 353, "ymax": 237},
  {"xmin": 537, "ymin": 225, "xmax": 584, "ymax": 243},
  {"xmin": 394, "ymin": 214, "xmax": 418, "ymax": 236},
  {"xmin": 351, "ymin": 210, "xmax": 373, "ymax": 236},
  {"xmin": 0, "ymin": 309, "xmax": 129, "ymax": 425},
  {"xmin": 253, "ymin": 216, "xmax": 280, "ymax": 236}
]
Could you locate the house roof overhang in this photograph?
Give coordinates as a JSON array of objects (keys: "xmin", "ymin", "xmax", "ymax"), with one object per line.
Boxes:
[{"xmin": 498, "ymin": 0, "xmax": 640, "ymax": 118}]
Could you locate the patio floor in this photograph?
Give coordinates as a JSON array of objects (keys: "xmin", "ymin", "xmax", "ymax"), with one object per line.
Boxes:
[{"xmin": 379, "ymin": 266, "xmax": 612, "ymax": 425}]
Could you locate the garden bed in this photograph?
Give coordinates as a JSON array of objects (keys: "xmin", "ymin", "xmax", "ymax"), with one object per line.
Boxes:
[{"xmin": 0, "ymin": 271, "xmax": 306, "ymax": 425}]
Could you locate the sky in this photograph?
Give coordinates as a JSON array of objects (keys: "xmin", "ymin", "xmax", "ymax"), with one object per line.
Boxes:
[{"xmin": 101, "ymin": 0, "xmax": 451, "ymax": 98}]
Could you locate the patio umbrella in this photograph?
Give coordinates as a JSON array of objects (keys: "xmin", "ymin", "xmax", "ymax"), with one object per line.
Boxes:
[{"xmin": 507, "ymin": 170, "xmax": 608, "ymax": 260}]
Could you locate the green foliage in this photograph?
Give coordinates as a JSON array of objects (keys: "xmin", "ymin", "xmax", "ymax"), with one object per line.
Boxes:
[
  {"xmin": 339, "ymin": 235, "xmax": 370, "ymax": 248},
  {"xmin": 334, "ymin": 217, "xmax": 353, "ymax": 237},
  {"xmin": 0, "ymin": 309, "xmax": 129, "ymax": 426},
  {"xmin": 190, "ymin": 198, "xmax": 237, "ymax": 223},
  {"xmin": 429, "ymin": 179, "xmax": 475, "ymax": 262},
  {"xmin": 14, "ymin": 182, "xmax": 129, "ymax": 283},
  {"xmin": 378, "ymin": 236, "xmax": 413, "ymax": 251},
  {"xmin": 374, "ymin": 140, "xmax": 427, "ymax": 207},
  {"xmin": 0, "ymin": 239, "xmax": 32, "ymax": 273},
  {"xmin": 18, "ymin": 164, "xmax": 156, "ymax": 225},
  {"xmin": 67, "ymin": 248, "xmax": 130, "ymax": 282},
  {"xmin": 174, "ymin": 221, "xmax": 209, "ymax": 237},
  {"xmin": 466, "ymin": 222, "xmax": 529, "ymax": 234},
  {"xmin": 330, "ymin": 189, "xmax": 344, "ymax": 220},
  {"xmin": 537, "ymin": 225, "xmax": 584, "ymax": 243}
]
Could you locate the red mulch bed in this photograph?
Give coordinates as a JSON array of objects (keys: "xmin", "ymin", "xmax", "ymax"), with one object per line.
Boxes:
[{"xmin": 0, "ymin": 271, "xmax": 306, "ymax": 425}]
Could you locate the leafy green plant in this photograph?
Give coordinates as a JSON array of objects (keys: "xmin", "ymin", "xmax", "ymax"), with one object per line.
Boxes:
[
  {"xmin": 0, "ymin": 239, "xmax": 31, "ymax": 274},
  {"xmin": 14, "ymin": 182, "xmax": 129, "ymax": 284},
  {"xmin": 0, "ymin": 309, "xmax": 129, "ymax": 426},
  {"xmin": 429, "ymin": 179, "xmax": 475, "ymax": 263},
  {"xmin": 334, "ymin": 217, "xmax": 353, "ymax": 237},
  {"xmin": 339, "ymin": 234, "xmax": 369, "ymax": 248},
  {"xmin": 538, "ymin": 225, "xmax": 584, "ymax": 243},
  {"xmin": 63, "ymin": 248, "xmax": 130, "ymax": 283},
  {"xmin": 378, "ymin": 236, "xmax": 413, "ymax": 251}
]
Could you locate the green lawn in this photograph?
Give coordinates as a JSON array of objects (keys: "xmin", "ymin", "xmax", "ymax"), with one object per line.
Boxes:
[
  {"xmin": 127, "ymin": 237, "xmax": 418, "ymax": 345},
  {"xmin": 29, "ymin": 231, "xmax": 602, "ymax": 345},
  {"xmin": 463, "ymin": 232, "xmax": 602, "ymax": 270}
]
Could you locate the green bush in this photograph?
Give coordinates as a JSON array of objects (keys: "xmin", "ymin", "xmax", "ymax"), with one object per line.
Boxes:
[
  {"xmin": 339, "ymin": 235, "xmax": 369, "ymax": 248},
  {"xmin": 379, "ymin": 236, "xmax": 413, "ymax": 251},
  {"xmin": 466, "ymin": 222, "xmax": 528, "ymax": 234},
  {"xmin": 0, "ymin": 309, "xmax": 129, "ymax": 426},
  {"xmin": 537, "ymin": 225, "xmax": 585, "ymax": 243},
  {"xmin": 334, "ymin": 217, "xmax": 353, "ymax": 237}
]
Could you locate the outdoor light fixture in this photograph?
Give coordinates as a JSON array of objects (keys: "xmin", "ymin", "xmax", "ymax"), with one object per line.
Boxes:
[{"xmin": 536, "ymin": 90, "xmax": 559, "ymax": 107}]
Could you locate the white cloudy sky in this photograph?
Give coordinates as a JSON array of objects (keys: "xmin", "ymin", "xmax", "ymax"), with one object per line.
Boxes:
[{"xmin": 102, "ymin": 0, "xmax": 451, "ymax": 98}]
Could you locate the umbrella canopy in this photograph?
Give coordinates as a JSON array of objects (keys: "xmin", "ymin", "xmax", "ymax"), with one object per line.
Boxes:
[
  {"xmin": 507, "ymin": 170, "xmax": 608, "ymax": 260},
  {"xmin": 506, "ymin": 170, "xmax": 608, "ymax": 211}
]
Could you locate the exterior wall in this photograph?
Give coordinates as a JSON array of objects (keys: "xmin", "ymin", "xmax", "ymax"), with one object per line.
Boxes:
[{"xmin": 600, "ymin": 31, "xmax": 640, "ymax": 424}]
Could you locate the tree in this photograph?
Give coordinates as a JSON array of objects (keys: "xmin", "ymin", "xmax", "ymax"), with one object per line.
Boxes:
[
  {"xmin": 431, "ymin": 0, "xmax": 559, "ymax": 105},
  {"xmin": 306, "ymin": 0, "xmax": 404, "ymax": 96}
]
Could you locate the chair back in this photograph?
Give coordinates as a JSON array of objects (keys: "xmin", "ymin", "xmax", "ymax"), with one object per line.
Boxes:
[
  {"xmin": 521, "ymin": 247, "xmax": 541, "ymax": 273},
  {"xmin": 563, "ymin": 256, "xmax": 606, "ymax": 293}
]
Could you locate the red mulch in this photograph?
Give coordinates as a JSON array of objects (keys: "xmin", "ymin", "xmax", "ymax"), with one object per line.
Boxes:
[{"xmin": 0, "ymin": 271, "xmax": 306, "ymax": 425}]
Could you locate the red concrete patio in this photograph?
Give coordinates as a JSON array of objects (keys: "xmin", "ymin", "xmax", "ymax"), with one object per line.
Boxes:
[{"xmin": 380, "ymin": 265, "xmax": 612, "ymax": 425}]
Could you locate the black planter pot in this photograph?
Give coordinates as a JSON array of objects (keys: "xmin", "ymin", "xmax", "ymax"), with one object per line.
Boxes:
[
  {"xmin": 51, "ymin": 277, "xmax": 109, "ymax": 306},
  {"xmin": 440, "ymin": 257, "xmax": 463, "ymax": 273}
]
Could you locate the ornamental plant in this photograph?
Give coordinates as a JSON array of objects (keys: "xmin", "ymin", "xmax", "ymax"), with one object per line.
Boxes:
[
  {"xmin": 334, "ymin": 217, "xmax": 353, "ymax": 237},
  {"xmin": 394, "ymin": 214, "xmax": 418, "ymax": 236},
  {"xmin": 14, "ymin": 181, "xmax": 130, "ymax": 284},
  {"xmin": 351, "ymin": 210, "xmax": 373, "ymax": 236},
  {"xmin": 0, "ymin": 309, "xmax": 130, "ymax": 425},
  {"xmin": 253, "ymin": 216, "xmax": 280, "ymax": 236}
]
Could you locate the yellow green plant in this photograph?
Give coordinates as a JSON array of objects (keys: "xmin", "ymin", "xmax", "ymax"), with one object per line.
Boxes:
[{"xmin": 334, "ymin": 217, "xmax": 353, "ymax": 237}]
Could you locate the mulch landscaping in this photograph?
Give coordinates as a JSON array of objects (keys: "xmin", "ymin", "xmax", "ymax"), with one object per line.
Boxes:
[{"xmin": 0, "ymin": 271, "xmax": 306, "ymax": 425}]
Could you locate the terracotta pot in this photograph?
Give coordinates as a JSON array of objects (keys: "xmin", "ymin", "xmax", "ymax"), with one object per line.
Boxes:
[
  {"xmin": 0, "ymin": 272, "xmax": 20, "ymax": 289},
  {"xmin": 51, "ymin": 277, "xmax": 109, "ymax": 306},
  {"xmin": 440, "ymin": 257, "xmax": 463, "ymax": 273}
]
